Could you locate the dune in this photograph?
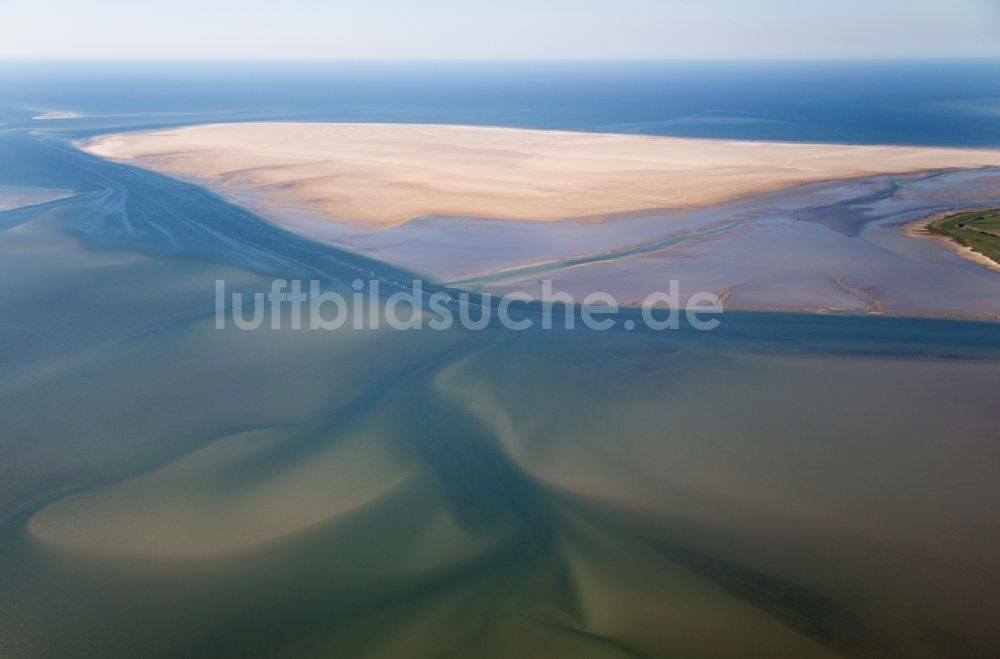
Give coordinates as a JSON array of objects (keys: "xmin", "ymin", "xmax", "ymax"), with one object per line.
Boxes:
[{"xmin": 79, "ymin": 122, "xmax": 1000, "ymax": 227}]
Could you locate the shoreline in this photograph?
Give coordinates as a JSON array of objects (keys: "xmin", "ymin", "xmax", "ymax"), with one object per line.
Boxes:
[{"xmin": 902, "ymin": 209, "xmax": 1000, "ymax": 274}]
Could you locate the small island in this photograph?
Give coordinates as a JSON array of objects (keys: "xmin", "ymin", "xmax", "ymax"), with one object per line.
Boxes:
[{"xmin": 930, "ymin": 209, "xmax": 1000, "ymax": 267}]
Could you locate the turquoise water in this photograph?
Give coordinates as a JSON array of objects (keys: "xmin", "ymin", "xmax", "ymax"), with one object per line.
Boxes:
[{"xmin": 1, "ymin": 61, "xmax": 1000, "ymax": 658}]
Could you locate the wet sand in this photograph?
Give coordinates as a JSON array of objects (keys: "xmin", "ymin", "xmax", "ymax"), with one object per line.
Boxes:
[{"xmin": 0, "ymin": 185, "xmax": 74, "ymax": 212}]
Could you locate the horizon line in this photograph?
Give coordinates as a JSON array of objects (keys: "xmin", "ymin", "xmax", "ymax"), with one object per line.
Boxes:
[{"xmin": 2, "ymin": 55, "xmax": 999, "ymax": 64}]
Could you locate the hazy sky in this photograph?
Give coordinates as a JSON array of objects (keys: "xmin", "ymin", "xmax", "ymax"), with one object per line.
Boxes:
[{"xmin": 1, "ymin": 0, "xmax": 998, "ymax": 60}]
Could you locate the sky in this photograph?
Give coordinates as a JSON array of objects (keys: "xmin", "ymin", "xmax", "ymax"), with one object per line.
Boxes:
[{"xmin": 0, "ymin": 0, "xmax": 998, "ymax": 60}]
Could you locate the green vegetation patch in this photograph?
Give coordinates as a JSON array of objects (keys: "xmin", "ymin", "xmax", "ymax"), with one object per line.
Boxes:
[{"xmin": 929, "ymin": 209, "xmax": 1000, "ymax": 266}]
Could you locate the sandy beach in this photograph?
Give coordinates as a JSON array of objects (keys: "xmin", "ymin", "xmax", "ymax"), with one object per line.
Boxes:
[{"xmin": 80, "ymin": 122, "xmax": 1000, "ymax": 227}]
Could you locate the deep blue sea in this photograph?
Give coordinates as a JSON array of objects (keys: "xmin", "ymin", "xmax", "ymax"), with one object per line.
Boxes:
[{"xmin": 2, "ymin": 59, "xmax": 1000, "ymax": 145}]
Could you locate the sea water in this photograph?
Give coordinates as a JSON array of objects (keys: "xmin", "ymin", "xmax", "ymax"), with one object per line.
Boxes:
[{"xmin": 1, "ymin": 60, "xmax": 1000, "ymax": 658}]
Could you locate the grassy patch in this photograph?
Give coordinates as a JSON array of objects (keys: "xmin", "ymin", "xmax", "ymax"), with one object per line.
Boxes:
[{"xmin": 929, "ymin": 210, "xmax": 1000, "ymax": 266}]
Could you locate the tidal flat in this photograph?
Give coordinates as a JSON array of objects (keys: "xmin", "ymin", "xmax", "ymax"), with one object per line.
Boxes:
[{"xmin": 80, "ymin": 124, "xmax": 1000, "ymax": 318}]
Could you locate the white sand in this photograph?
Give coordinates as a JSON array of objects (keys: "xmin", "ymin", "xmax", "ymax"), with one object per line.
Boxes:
[{"xmin": 80, "ymin": 122, "xmax": 1000, "ymax": 227}]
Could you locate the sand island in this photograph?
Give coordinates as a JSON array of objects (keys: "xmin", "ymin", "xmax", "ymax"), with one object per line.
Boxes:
[
  {"xmin": 80, "ymin": 122, "xmax": 1000, "ymax": 227},
  {"xmin": 929, "ymin": 209, "xmax": 1000, "ymax": 267},
  {"xmin": 78, "ymin": 123, "xmax": 1000, "ymax": 318}
]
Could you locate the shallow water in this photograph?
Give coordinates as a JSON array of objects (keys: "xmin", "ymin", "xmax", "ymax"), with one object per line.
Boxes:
[{"xmin": 2, "ymin": 62, "xmax": 1000, "ymax": 658}]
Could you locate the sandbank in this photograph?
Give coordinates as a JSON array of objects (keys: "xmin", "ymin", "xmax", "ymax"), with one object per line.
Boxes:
[{"xmin": 79, "ymin": 122, "xmax": 1000, "ymax": 227}]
